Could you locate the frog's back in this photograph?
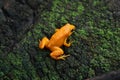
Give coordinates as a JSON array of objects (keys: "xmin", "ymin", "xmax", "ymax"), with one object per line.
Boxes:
[
  {"xmin": 47, "ymin": 23, "xmax": 72, "ymax": 48},
  {"xmin": 47, "ymin": 29, "xmax": 67, "ymax": 48}
]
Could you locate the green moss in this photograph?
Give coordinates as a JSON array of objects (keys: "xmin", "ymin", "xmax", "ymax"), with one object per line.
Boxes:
[
  {"xmin": 35, "ymin": 0, "xmax": 120, "ymax": 79},
  {"xmin": 40, "ymin": 0, "xmax": 84, "ymax": 27},
  {"xmin": 90, "ymin": 55, "xmax": 110, "ymax": 72},
  {"xmin": 38, "ymin": 0, "xmax": 119, "ymax": 79},
  {"xmin": 88, "ymin": 68, "xmax": 95, "ymax": 77},
  {"xmin": 78, "ymin": 29, "xmax": 88, "ymax": 39},
  {"xmin": 0, "ymin": 0, "xmax": 119, "ymax": 80},
  {"xmin": 93, "ymin": 0, "xmax": 100, "ymax": 6},
  {"xmin": 8, "ymin": 53, "xmax": 22, "ymax": 67},
  {"xmin": 0, "ymin": 71, "xmax": 4, "ymax": 77}
]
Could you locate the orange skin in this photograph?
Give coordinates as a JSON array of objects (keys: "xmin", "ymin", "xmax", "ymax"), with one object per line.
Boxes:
[{"xmin": 39, "ymin": 23, "xmax": 75, "ymax": 60}]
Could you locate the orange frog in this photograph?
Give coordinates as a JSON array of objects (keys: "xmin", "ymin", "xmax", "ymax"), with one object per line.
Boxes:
[{"xmin": 39, "ymin": 23, "xmax": 75, "ymax": 60}]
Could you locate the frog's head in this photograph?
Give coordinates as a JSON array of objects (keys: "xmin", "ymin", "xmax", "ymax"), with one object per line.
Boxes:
[{"xmin": 66, "ymin": 23, "xmax": 75, "ymax": 32}]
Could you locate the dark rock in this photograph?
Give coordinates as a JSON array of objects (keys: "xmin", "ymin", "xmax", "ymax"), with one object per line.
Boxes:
[
  {"xmin": 86, "ymin": 70, "xmax": 120, "ymax": 80},
  {"xmin": 0, "ymin": 9, "xmax": 6, "ymax": 24},
  {"xmin": 2, "ymin": 0, "xmax": 33, "ymax": 34},
  {"xmin": 0, "ymin": 0, "xmax": 4, "ymax": 8},
  {"xmin": 106, "ymin": 0, "xmax": 120, "ymax": 20},
  {"xmin": 0, "ymin": 0, "xmax": 51, "ymax": 54}
]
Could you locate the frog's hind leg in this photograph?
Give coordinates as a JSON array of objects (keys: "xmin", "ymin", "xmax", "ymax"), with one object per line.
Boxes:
[
  {"xmin": 39, "ymin": 37, "xmax": 49, "ymax": 49},
  {"xmin": 50, "ymin": 47, "xmax": 70, "ymax": 60}
]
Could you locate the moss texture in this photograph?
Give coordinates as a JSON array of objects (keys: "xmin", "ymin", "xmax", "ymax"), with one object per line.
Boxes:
[{"xmin": 0, "ymin": 0, "xmax": 120, "ymax": 80}]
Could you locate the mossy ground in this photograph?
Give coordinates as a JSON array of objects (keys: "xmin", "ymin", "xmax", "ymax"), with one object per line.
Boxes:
[{"xmin": 0, "ymin": 0, "xmax": 120, "ymax": 80}]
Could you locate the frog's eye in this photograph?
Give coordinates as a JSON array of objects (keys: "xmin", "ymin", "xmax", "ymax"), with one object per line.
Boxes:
[{"xmin": 71, "ymin": 29, "xmax": 74, "ymax": 32}]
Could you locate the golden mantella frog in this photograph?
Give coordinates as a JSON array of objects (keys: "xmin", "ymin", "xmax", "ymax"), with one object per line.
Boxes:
[{"xmin": 39, "ymin": 23, "xmax": 75, "ymax": 60}]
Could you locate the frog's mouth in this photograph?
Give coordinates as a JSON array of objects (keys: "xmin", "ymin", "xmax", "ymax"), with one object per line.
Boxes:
[
  {"xmin": 71, "ymin": 28, "xmax": 75, "ymax": 32},
  {"xmin": 71, "ymin": 25, "xmax": 75, "ymax": 32}
]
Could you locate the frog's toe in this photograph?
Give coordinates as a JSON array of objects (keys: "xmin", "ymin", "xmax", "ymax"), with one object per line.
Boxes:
[
  {"xmin": 58, "ymin": 54, "xmax": 70, "ymax": 60},
  {"xmin": 39, "ymin": 37, "xmax": 49, "ymax": 49}
]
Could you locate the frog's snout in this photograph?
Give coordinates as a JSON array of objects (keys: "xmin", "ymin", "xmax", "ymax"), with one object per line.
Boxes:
[
  {"xmin": 71, "ymin": 25, "xmax": 75, "ymax": 32},
  {"xmin": 71, "ymin": 28, "xmax": 74, "ymax": 32}
]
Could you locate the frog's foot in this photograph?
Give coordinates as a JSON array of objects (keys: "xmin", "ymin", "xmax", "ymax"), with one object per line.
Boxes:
[
  {"xmin": 57, "ymin": 54, "xmax": 70, "ymax": 60},
  {"xmin": 50, "ymin": 47, "xmax": 70, "ymax": 60},
  {"xmin": 39, "ymin": 37, "xmax": 49, "ymax": 49}
]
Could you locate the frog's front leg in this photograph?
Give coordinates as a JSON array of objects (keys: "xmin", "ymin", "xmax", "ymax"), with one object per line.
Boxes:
[
  {"xmin": 39, "ymin": 37, "xmax": 49, "ymax": 49},
  {"xmin": 64, "ymin": 38, "xmax": 72, "ymax": 47},
  {"xmin": 50, "ymin": 47, "xmax": 70, "ymax": 60},
  {"xmin": 55, "ymin": 29, "xmax": 59, "ymax": 32}
]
